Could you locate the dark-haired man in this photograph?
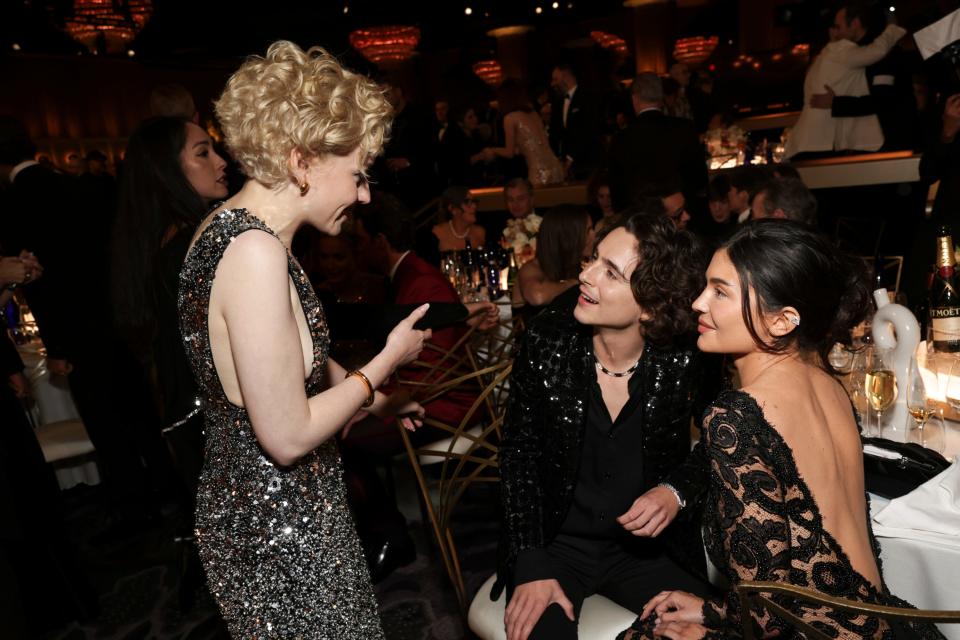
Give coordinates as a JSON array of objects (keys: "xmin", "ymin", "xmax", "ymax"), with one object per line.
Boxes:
[
  {"xmin": 809, "ymin": 2, "xmax": 918, "ymax": 152},
  {"xmin": 750, "ymin": 177, "xmax": 818, "ymax": 226},
  {"xmin": 550, "ymin": 64, "xmax": 602, "ymax": 180},
  {"xmin": 497, "ymin": 210, "xmax": 713, "ymax": 640}
]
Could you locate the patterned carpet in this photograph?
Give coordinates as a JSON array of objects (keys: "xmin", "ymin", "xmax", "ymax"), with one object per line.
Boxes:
[{"xmin": 38, "ymin": 474, "xmax": 499, "ymax": 640}]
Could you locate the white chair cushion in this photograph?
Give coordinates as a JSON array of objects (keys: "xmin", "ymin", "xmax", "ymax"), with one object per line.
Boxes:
[
  {"xmin": 34, "ymin": 419, "xmax": 96, "ymax": 463},
  {"xmin": 468, "ymin": 573, "xmax": 638, "ymax": 640}
]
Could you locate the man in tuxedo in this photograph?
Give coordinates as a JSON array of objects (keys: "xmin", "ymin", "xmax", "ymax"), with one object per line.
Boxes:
[
  {"xmin": 370, "ymin": 80, "xmax": 439, "ymax": 210},
  {"xmin": 607, "ymin": 73, "xmax": 707, "ymax": 212},
  {"xmin": 550, "ymin": 64, "xmax": 602, "ymax": 180}
]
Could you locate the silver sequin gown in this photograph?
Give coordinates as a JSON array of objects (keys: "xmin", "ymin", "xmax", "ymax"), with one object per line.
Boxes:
[
  {"xmin": 178, "ymin": 209, "xmax": 384, "ymax": 638},
  {"xmin": 515, "ymin": 117, "xmax": 564, "ymax": 187}
]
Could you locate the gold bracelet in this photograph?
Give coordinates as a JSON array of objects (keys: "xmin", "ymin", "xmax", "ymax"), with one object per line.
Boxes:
[{"xmin": 347, "ymin": 369, "xmax": 375, "ymax": 408}]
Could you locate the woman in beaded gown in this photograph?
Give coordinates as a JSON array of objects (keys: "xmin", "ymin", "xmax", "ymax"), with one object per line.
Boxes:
[
  {"xmin": 483, "ymin": 79, "xmax": 565, "ymax": 187},
  {"xmin": 178, "ymin": 41, "xmax": 431, "ymax": 638},
  {"xmin": 618, "ymin": 221, "xmax": 945, "ymax": 640}
]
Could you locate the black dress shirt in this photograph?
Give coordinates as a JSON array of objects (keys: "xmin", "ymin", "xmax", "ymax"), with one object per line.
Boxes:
[{"xmin": 560, "ymin": 354, "xmax": 646, "ymax": 539}]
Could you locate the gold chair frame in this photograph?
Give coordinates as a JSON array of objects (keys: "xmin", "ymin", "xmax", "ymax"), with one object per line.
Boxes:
[
  {"xmin": 736, "ymin": 580, "xmax": 960, "ymax": 640},
  {"xmin": 397, "ymin": 360, "xmax": 513, "ymax": 614}
]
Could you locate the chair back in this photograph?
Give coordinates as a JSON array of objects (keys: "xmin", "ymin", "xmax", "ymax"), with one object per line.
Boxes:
[
  {"xmin": 397, "ymin": 360, "xmax": 513, "ymax": 614},
  {"xmin": 735, "ymin": 580, "xmax": 960, "ymax": 640}
]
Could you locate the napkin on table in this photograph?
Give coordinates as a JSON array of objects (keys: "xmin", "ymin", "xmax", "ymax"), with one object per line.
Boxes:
[{"xmin": 872, "ymin": 460, "xmax": 960, "ymax": 547}]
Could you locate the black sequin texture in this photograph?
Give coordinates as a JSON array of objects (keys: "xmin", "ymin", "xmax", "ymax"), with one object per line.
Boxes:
[{"xmin": 178, "ymin": 209, "xmax": 383, "ymax": 638}]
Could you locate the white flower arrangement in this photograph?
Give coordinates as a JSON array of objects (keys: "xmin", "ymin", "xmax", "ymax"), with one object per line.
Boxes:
[{"xmin": 502, "ymin": 213, "xmax": 542, "ymax": 263}]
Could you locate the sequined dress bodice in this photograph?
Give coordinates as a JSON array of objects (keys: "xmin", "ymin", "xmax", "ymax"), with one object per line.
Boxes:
[
  {"xmin": 178, "ymin": 209, "xmax": 383, "ymax": 639},
  {"xmin": 515, "ymin": 116, "xmax": 565, "ymax": 187}
]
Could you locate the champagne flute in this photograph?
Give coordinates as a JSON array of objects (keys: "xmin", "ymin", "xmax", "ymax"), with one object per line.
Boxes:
[{"xmin": 865, "ymin": 365, "xmax": 897, "ymax": 437}]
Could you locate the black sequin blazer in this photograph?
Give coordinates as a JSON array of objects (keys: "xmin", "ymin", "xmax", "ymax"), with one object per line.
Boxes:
[{"xmin": 495, "ymin": 289, "xmax": 711, "ymax": 597}]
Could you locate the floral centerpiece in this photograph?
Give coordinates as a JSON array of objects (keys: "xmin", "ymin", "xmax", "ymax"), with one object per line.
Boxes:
[
  {"xmin": 705, "ymin": 124, "xmax": 747, "ymax": 170},
  {"xmin": 502, "ymin": 212, "xmax": 542, "ymax": 266}
]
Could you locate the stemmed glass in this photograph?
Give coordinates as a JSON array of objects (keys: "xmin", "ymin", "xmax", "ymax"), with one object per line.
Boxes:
[
  {"xmin": 865, "ymin": 348, "xmax": 897, "ymax": 437},
  {"xmin": 848, "ymin": 346, "xmax": 873, "ymax": 435},
  {"xmin": 906, "ymin": 357, "xmax": 936, "ymax": 445}
]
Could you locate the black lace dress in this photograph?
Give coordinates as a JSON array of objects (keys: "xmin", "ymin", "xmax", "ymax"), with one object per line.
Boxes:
[{"xmin": 620, "ymin": 390, "xmax": 946, "ymax": 640}]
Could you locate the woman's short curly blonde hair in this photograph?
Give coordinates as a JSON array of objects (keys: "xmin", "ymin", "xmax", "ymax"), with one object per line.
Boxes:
[{"xmin": 214, "ymin": 41, "xmax": 392, "ymax": 188}]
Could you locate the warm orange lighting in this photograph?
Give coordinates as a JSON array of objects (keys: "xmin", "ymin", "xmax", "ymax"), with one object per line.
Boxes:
[
  {"xmin": 590, "ymin": 31, "xmax": 629, "ymax": 57},
  {"xmin": 349, "ymin": 25, "xmax": 420, "ymax": 65},
  {"xmin": 791, "ymin": 43, "xmax": 810, "ymax": 58},
  {"xmin": 487, "ymin": 25, "xmax": 534, "ymax": 37},
  {"xmin": 64, "ymin": 0, "xmax": 152, "ymax": 54},
  {"xmin": 472, "ymin": 60, "xmax": 503, "ymax": 87},
  {"xmin": 771, "ymin": 53, "xmax": 783, "ymax": 61},
  {"xmin": 673, "ymin": 36, "xmax": 719, "ymax": 66}
]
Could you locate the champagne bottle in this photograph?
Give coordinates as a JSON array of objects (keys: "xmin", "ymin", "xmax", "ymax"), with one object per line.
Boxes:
[{"xmin": 929, "ymin": 226, "xmax": 960, "ymax": 352}]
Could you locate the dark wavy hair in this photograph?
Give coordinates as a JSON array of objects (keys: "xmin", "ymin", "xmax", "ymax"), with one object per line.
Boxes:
[
  {"xmin": 596, "ymin": 207, "xmax": 709, "ymax": 346},
  {"xmin": 111, "ymin": 117, "xmax": 209, "ymax": 330},
  {"xmin": 722, "ymin": 220, "xmax": 871, "ymax": 373},
  {"xmin": 537, "ymin": 205, "xmax": 590, "ymax": 281}
]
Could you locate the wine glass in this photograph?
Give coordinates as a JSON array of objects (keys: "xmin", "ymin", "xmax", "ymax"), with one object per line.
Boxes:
[
  {"xmin": 865, "ymin": 349, "xmax": 897, "ymax": 438},
  {"xmin": 848, "ymin": 346, "xmax": 873, "ymax": 435},
  {"xmin": 921, "ymin": 409, "xmax": 947, "ymax": 454},
  {"xmin": 945, "ymin": 358, "xmax": 960, "ymax": 412},
  {"xmin": 905, "ymin": 357, "xmax": 935, "ymax": 444}
]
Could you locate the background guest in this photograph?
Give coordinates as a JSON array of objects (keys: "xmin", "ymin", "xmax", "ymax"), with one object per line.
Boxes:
[{"xmin": 517, "ymin": 204, "xmax": 594, "ymax": 308}]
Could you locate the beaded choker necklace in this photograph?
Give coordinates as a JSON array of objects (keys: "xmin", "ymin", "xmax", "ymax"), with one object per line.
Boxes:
[{"xmin": 594, "ymin": 354, "xmax": 641, "ymax": 378}]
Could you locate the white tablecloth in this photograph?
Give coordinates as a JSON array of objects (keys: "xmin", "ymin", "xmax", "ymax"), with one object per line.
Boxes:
[
  {"xmin": 871, "ymin": 493, "xmax": 960, "ymax": 640},
  {"xmin": 17, "ymin": 342, "xmax": 99, "ymax": 489}
]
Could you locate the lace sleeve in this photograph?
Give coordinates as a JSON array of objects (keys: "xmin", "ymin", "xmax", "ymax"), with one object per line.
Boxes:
[{"xmin": 700, "ymin": 402, "xmax": 796, "ymax": 639}]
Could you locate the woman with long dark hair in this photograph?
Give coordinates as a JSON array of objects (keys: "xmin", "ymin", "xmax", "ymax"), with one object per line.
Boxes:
[
  {"xmin": 517, "ymin": 204, "xmax": 593, "ymax": 307},
  {"xmin": 112, "ymin": 116, "xmax": 228, "ymax": 494},
  {"xmin": 483, "ymin": 78, "xmax": 564, "ymax": 186},
  {"xmin": 619, "ymin": 221, "xmax": 944, "ymax": 640}
]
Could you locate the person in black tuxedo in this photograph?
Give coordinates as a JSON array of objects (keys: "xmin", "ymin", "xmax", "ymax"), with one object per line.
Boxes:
[
  {"xmin": 549, "ymin": 64, "xmax": 603, "ymax": 181},
  {"xmin": 607, "ymin": 72, "xmax": 708, "ymax": 212},
  {"xmin": 370, "ymin": 80, "xmax": 439, "ymax": 210}
]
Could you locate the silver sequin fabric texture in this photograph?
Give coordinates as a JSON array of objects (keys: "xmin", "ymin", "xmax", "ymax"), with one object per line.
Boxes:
[{"xmin": 178, "ymin": 209, "xmax": 384, "ymax": 638}]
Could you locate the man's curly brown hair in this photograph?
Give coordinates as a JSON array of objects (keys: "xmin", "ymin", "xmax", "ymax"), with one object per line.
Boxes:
[{"xmin": 594, "ymin": 203, "xmax": 709, "ymax": 345}]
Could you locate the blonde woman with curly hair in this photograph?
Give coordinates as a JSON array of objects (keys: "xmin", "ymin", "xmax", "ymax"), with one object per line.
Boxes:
[{"xmin": 178, "ymin": 41, "xmax": 428, "ymax": 638}]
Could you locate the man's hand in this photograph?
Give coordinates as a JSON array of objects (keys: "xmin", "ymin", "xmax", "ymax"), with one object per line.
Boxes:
[
  {"xmin": 505, "ymin": 579, "xmax": 574, "ymax": 640},
  {"xmin": 47, "ymin": 358, "xmax": 74, "ymax": 376},
  {"xmin": 641, "ymin": 590, "xmax": 706, "ymax": 625},
  {"xmin": 652, "ymin": 621, "xmax": 709, "ymax": 639},
  {"xmin": 367, "ymin": 389, "xmax": 425, "ymax": 432},
  {"xmin": 8, "ymin": 373, "xmax": 30, "ymax": 400},
  {"xmin": 943, "ymin": 94, "xmax": 960, "ymax": 141},
  {"xmin": 19, "ymin": 251, "xmax": 43, "ymax": 283},
  {"xmin": 809, "ymin": 84, "xmax": 835, "ymax": 109},
  {"xmin": 464, "ymin": 301, "xmax": 500, "ymax": 330},
  {"xmin": 617, "ymin": 485, "xmax": 681, "ymax": 537},
  {"xmin": 0, "ymin": 257, "xmax": 26, "ymax": 288}
]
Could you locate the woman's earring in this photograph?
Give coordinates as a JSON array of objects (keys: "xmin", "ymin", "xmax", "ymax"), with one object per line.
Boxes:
[
  {"xmin": 789, "ymin": 315, "xmax": 800, "ymax": 326},
  {"xmin": 299, "ymin": 180, "xmax": 310, "ymax": 196}
]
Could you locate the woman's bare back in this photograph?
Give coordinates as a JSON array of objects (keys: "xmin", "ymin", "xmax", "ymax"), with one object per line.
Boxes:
[{"xmin": 746, "ymin": 363, "xmax": 881, "ymax": 590}]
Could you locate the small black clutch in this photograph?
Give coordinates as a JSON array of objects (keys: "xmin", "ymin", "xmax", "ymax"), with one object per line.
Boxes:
[{"xmin": 862, "ymin": 436, "xmax": 951, "ymax": 499}]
